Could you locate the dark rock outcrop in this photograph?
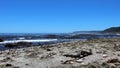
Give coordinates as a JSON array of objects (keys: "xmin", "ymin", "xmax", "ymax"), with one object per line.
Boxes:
[
  {"xmin": 63, "ymin": 49, "xmax": 92, "ymax": 59},
  {"xmin": 0, "ymin": 38, "xmax": 3, "ymax": 42},
  {"xmin": 4, "ymin": 42, "xmax": 31, "ymax": 48}
]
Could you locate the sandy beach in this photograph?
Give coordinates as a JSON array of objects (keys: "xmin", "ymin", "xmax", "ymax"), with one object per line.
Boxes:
[{"xmin": 0, "ymin": 38, "xmax": 120, "ymax": 68}]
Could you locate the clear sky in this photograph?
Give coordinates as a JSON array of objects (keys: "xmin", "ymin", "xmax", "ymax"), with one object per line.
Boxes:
[{"xmin": 0, "ymin": 0, "xmax": 120, "ymax": 33}]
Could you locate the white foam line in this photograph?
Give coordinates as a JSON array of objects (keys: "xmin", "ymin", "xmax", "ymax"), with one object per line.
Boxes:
[{"xmin": 0, "ymin": 39, "xmax": 58, "ymax": 44}]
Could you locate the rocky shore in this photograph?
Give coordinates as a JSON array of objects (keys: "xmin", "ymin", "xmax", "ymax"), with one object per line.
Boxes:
[{"xmin": 0, "ymin": 38, "xmax": 120, "ymax": 68}]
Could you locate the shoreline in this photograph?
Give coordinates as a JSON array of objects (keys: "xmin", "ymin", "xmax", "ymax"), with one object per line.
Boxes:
[
  {"xmin": 0, "ymin": 39, "xmax": 58, "ymax": 44},
  {"xmin": 0, "ymin": 38, "xmax": 120, "ymax": 68}
]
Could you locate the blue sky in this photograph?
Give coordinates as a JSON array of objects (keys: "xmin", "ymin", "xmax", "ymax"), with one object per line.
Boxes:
[{"xmin": 0, "ymin": 0, "xmax": 120, "ymax": 33}]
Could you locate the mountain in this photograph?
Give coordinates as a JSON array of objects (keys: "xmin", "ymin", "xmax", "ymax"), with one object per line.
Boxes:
[
  {"xmin": 71, "ymin": 27, "xmax": 120, "ymax": 34},
  {"xmin": 103, "ymin": 27, "xmax": 120, "ymax": 34},
  {"xmin": 71, "ymin": 31, "xmax": 101, "ymax": 35}
]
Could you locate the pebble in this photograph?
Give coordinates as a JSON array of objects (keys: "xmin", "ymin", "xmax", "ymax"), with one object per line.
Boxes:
[
  {"xmin": 76, "ymin": 59, "xmax": 83, "ymax": 63},
  {"xmin": 103, "ymin": 54, "xmax": 108, "ymax": 58},
  {"xmin": 81, "ymin": 62, "xmax": 88, "ymax": 66}
]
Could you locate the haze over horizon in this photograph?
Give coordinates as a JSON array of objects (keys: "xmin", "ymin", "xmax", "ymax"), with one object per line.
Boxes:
[{"xmin": 0, "ymin": 0, "xmax": 120, "ymax": 33}]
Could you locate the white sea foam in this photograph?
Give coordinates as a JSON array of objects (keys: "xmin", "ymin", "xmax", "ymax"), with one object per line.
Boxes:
[{"xmin": 0, "ymin": 39, "xmax": 58, "ymax": 44}]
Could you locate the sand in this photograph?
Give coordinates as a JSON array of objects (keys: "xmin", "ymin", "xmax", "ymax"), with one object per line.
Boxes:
[{"xmin": 0, "ymin": 38, "xmax": 120, "ymax": 68}]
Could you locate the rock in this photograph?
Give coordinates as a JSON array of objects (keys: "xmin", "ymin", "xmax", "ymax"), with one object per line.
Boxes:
[
  {"xmin": 103, "ymin": 54, "xmax": 108, "ymax": 58},
  {"xmin": 107, "ymin": 58, "xmax": 120, "ymax": 63},
  {"xmin": 0, "ymin": 38, "xmax": 3, "ymax": 42},
  {"xmin": 109, "ymin": 63, "xmax": 116, "ymax": 68},
  {"xmin": 6, "ymin": 64, "xmax": 12, "ymax": 67},
  {"xmin": 81, "ymin": 49, "xmax": 92, "ymax": 57},
  {"xmin": 40, "ymin": 52, "xmax": 56, "ymax": 59},
  {"xmin": 46, "ymin": 48, "xmax": 52, "ymax": 51},
  {"xmin": 25, "ymin": 63, "xmax": 29, "ymax": 65},
  {"xmin": 13, "ymin": 66, "xmax": 20, "ymax": 68},
  {"xmin": 63, "ymin": 54, "xmax": 80, "ymax": 58},
  {"xmin": 26, "ymin": 52, "xmax": 38, "ymax": 58},
  {"xmin": 70, "ymin": 61, "xmax": 74, "ymax": 64},
  {"xmin": 87, "ymin": 64, "xmax": 96, "ymax": 68},
  {"xmin": 6, "ymin": 64, "xmax": 20, "ymax": 68},
  {"xmin": 5, "ymin": 42, "xmax": 31, "ymax": 48},
  {"xmin": 81, "ymin": 62, "xmax": 89, "ymax": 66},
  {"xmin": 76, "ymin": 59, "xmax": 83, "ymax": 63},
  {"xmin": 47, "ymin": 52, "xmax": 56, "ymax": 56},
  {"xmin": 1, "ymin": 57, "xmax": 13, "ymax": 62},
  {"xmin": 102, "ymin": 62, "xmax": 109, "ymax": 67},
  {"xmin": 63, "ymin": 49, "xmax": 92, "ymax": 59},
  {"xmin": 61, "ymin": 60, "xmax": 74, "ymax": 64},
  {"xmin": 117, "ymin": 54, "xmax": 120, "ymax": 56},
  {"xmin": 96, "ymin": 51, "xmax": 102, "ymax": 53}
]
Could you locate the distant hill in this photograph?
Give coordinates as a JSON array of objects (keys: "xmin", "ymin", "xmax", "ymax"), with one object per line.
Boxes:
[
  {"xmin": 72, "ymin": 27, "xmax": 120, "ymax": 34},
  {"xmin": 103, "ymin": 27, "xmax": 120, "ymax": 34},
  {"xmin": 71, "ymin": 31, "xmax": 101, "ymax": 34}
]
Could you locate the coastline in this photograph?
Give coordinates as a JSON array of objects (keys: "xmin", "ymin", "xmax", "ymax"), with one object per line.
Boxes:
[
  {"xmin": 0, "ymin": 38, "xmax": 120, "ymax": 68},
  {"xmin": 0, "ymin": 39, "xmax": 58, "ymax": 44}
]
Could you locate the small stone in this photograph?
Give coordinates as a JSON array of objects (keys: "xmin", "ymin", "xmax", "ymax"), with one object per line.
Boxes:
[
  {"xmin": 25, "ymin": 63, "xmax": 29, "ymax": 65},
  {"xmin": 117, "ymin": 54, "xmax": 120, "ymax": 56},
  {"xmin": 62, "ymin": 60, "xmax": 74, "ymax": 64},
  {"xmin": 6, "ymin": 64, "xmax": 12, "ymax": 67},
  {"xmin": 76, "ymin": 59, "xmax": 83, "ymax": 63},
  {"xmin": 70, "ymin": 61, "xmax": 74, "ymax": 64},
  {"xmin": 81, "ymin": 62, "xmax": 88, "ymax": 66},
  {"xmin": 103, "ymin": 54, "xmax": 108, "ymax": 58},
  {"xmin": 46, "ymin": 48, "xmax": 52, "ymax": 51},
  {"xmin": 96, "ymin": 50, "xmax": 102, "ymax": 53}
]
